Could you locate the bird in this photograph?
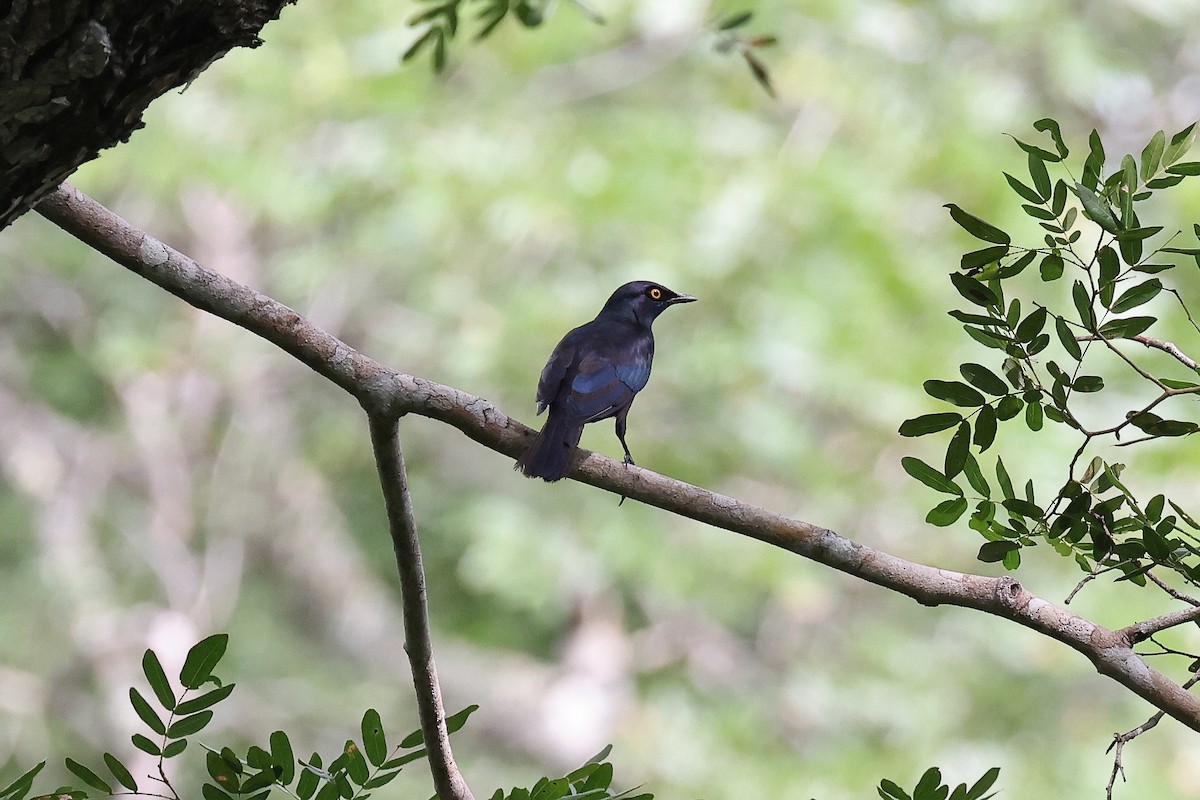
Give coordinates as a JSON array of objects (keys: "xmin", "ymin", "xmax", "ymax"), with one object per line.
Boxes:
[{"xmin": 515, "ymin": 280, "xmax": 696, "ymax": 482}]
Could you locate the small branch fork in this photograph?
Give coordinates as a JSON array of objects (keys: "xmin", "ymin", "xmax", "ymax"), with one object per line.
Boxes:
[
  {"xmin": 32, "ymin": 183, "xmax": 1200, "ymax": 757},
  {"xmin": 1107, "ymin": 669, "xmax": 1200, "ymax": 800}
]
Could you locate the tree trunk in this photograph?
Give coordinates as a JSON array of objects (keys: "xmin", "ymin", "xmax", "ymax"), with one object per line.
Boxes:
[{"xmin": 0, "ymin": 0, "xmax": 294, "ymax": 231}]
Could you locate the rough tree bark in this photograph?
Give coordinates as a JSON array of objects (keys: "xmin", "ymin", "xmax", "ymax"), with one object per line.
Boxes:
[{"xmin": 0, "ymin": 0, "xmax": 294, "ymax": 231}]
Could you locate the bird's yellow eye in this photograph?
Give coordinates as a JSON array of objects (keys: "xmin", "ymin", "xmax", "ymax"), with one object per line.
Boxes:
[{"xmin": 648, "ymin": 287, "xmax": 663, "ymax": 300}]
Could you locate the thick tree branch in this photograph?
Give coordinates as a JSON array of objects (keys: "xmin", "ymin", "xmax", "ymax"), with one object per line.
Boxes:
[
  {"xmin": 367, "ymin": 415, "xmax": 474, "ymax": 800},
  {"xmin": 1, "ymin": 0, "xmax": 296, "ymax": 231},
  {"xmin": 33, "ymin": 182, "xmax": 1200, "ymax": 734}
]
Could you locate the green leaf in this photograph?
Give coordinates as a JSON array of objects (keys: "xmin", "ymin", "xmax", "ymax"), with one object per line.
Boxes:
[
  {"xmin": 1024, "ymin": 400, "xmax": 1043, "ymax": 431},
  {"xmin": 1110, "ymin": 279, "xmax": 1162, "ymax": 313},
  {"xmin": 1022, "ymin": 203, "xmax": 1058, "ymax": 221},
  {"xmin": 271, "ymin": 731, "xmax": 296, "ymax": 785},
  {"xmin": 963, "ymin": 326, "xmax": 1015, "ymax": 351},
  {"xmin": 995, "ymin": 457, "xmax": 1015, "ymax": 500},
  {"xmin": 1027, "ymin": 151, "xmax": 1051, "ymax": 199},
  {"xmin": 995, "ymin": 395, "xmax": 1023, "ymax": 421},
  {"xmin": 961, "ymin": 245, "xmax": 1010, "ymax": 271},
  {"xmin": 163, "ymin": 739, "xmax": 188, "ymax": 758},
  {"xmin": 1119, "ymin": 229, "xmax": 1144, "ymax": 266},
  {"xmin": 1003, "ymin": 498, "xmax": 1044, "ymax": 519},
  {"xmin": 1039, "ymin": 253, "xmax": 1064, "ymax": 281},
  {"xmin": 401, "ymin": 27, "xmax": 438, "ymax": 62},
  {"xmin": 1122, "ymin": 152, "xmax": 1139, "ymax": 192},
  {"xmin": 1163, "ymin": 122, "xmax": 1198, "ymax": 165},
  {"xmin": 962, "ymin": 453, "xmax": 990, "ymax": 497},
  {"xmin": 202, "ymin": 784, "xmax": 235, "ymax": 800},
  {"xmin": 717, "ymin": 10, "xmax": 753, "ymax": 29},
  {"xmin": 1071, "ymin": 281, "xmax": 1095, "ymax": 330},
  {"xmin": 343, "ymin": 741, "xmax": 369, "ymax": 786},
  {"xmin": 1099, "ymin": 316, "xmax": 1155, "ymax": 339},
  {"xmin": 1162, "ymin": 378, "xmax": 1199, "ymax": 390},
  {"xmin": 923, "ymin": 380, "xmax": 985, "ymax": 407},
  {"xmin": 180, "ymin": 634, "xmax": 228, "ymax": 690},
  {"xmin": 1146, "ymin": 419, "xmax": 1199, "ymax": 437},
  {"xmin": 1004, "ymin": 172, "xmax": 1043, "ymax": 204},
  {"xmin": 240, "ymin": 770, "xmax": 277, "ymax": 795},
  {"xmin": 945, "ymin": 421, "xmax": 970, "ymax": 478},
  {"xmin": 1034, "ymin": 118, "xmax": 1069, "ymax": 159},
  {"xmin": 64, "ymin": 760, "xmax": 111, "ymax": 795},
  {"xmin": 0, "ymin": 762, "xmax": 44, "ymax": 800},
  {"xmin": 175, "ymin": 683, "xmax": 236, "ymax": 715},
  {"xmin": 1074, "ymin": 183, "xmax": 1120, "ymax": 233},
  {"xmin": 1166, "ymin": 162, "xmax": 1200, "ymax": 176},
  {"xmin": 978, "ymin": 541, "xmax": 1019, "ymax": 563},
  {"xmin": 103, "ymin": 753, "xmax": 137, "ymax": 792},
  {"xmin": 129, "ymin": 687, "xmax": 166, "ymax": 735},
  {"xmin": 901, "ymin": 457, "xmax": 963, "ymax": 496},
  {"xmin": 445, "ymin": 704, "xmax": 478, "ymax": 735},
  {"xmin": 973, "ymin": 405, "xmax": 997, "ymax": 451},
  {"xmin": 1072, "ymin": 376, "xmax": 1104, "ymax": 393},
  {"xmin": 1055, "ymin": 316, "xmax": 1082, "ymax": 360},
  {"xmin": 899, "ymin": 413, "xmax": 963, "ymax": 437},
  {"xmin": 167, "ymin": 710, "xmax": 213, "ymax": 739},
  {"xmin": 1140, "ymin": 130, "xmax": 1166, "ymax": 182},
  {"xmin": 964, "ymin": 767, "xmax": 1001, "ymax": 800},
  {"xmin": 1116, "ymin": 225, "xmax": 1164, "ymax": 242},
  {"xmin": 1014, "ymin": 306, "xmax": 1048, "ymax": 343},
  {"xmin": 945, "ymin": 204, "xmax": 1011, "ymax": 245},
  {"xmin": 959, "ymin": 364, "xmax": 1008, "ymax": 395},
  {"xmin": 998, "ymin": 250, "xmax": 1037, "ymax": 279},
  {"xmin": 948, "ymin": 310, "xmax": 1006, "ymax": 327},
  {"xmin": 1082, "ymin": 129, "xmax": 1105, "ymax": 189},
  {"xmin": 361, "ymin": 709, "xmax": 387, "ymax": 767},
  {"xmin": 362, "ymin": 771, "xmax": 402, "ymax": 791},
  {"xmin": 381, "ymin": 749, "xmax": 427, "ymax": 770},
  {"xmin": 207, "ymin": 751, "xmax": 241, "ymax": 794},
  {"xmin": 296, "ymin": 761, "xmax": 319, "ymax": 800},
  {"xmin": 950, "ymin": 272, "xmax": 1000, "ymax": 308},
  {"xmin": 142, "ymin": 649, "xmax": 177, "ymax": 711},
  {"xmin": 400, "ymin": 705, "xmax": 479, "ymax": 749},
  {"xmin": 131, "ymin": 734, "xmax": 161, "ymax": 756}
]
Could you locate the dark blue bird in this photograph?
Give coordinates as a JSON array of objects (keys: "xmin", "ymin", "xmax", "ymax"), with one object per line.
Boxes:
[{"xmin": 516, "ymin": 280, "xmax": 696, "ymax": 481}]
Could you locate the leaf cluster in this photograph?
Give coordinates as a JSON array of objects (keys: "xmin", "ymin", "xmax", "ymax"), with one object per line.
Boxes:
[
  {"xmin": 878, "ymin": 766, "xmax": 999, "ymax": 800},
  {"xmin": 1, "ymin": 637, "xmax": 654, "ymax": 800},
  {"xmin": 902, "ymin": 119, "xmax": 1200, "ymax": 587},
  {"xmin": 487, "ymin": 745, "xmax": 651, "ymax": 800},
  {"xmin": 403, "ymin": 0, "xmax": 574, "ymax": 72},
  {"xmin": 710, "ymin": 10, "xmax": 778, "ymax": 97}
]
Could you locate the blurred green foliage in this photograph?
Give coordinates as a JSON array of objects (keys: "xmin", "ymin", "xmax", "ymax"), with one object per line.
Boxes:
[{"xmin": 2, "ymin": 1, "xmax": 1200, "ymax": 799}]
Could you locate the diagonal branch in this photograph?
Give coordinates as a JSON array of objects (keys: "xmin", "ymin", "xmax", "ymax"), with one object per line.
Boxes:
[
  {"xmin": 33, "ymin": 182, "xmax": 1200, "ymax": 734},
  {"xmin": 367, "ymin": 415, "xmax": 474, "ymax": 800}
]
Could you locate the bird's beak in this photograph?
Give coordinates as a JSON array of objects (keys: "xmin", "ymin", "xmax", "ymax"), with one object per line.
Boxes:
[{"xmin": 668, "ymin": 294, "xmax": 697, "ymax": 305}]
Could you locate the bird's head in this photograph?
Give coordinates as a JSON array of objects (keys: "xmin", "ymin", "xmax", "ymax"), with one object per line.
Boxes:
[{"xmin": 599, "ymin": 280, "xmax": 697, "ymax": 326}]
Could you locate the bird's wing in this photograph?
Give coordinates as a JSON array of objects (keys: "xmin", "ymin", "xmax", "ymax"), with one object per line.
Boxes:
[
  {"xmin": 535, "ymin": 337, "xmax": 577, "ymax": 414},
  {"xmin": 566, "ymin": 350, "xmax": 639, "ymax": 423}
]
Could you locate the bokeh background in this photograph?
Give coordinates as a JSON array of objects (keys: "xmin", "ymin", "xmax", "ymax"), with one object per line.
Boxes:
[{"xmin": 3, "ymin": 0, "xmax": 1200, "ymax": 797}]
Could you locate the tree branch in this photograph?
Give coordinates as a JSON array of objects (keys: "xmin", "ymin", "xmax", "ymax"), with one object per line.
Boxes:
[
  {"xmin": 33, "ymin": 181, "xmax": 1200, "ymax": 734},
  {"xmin": 1119, "ymin": 605, "xmax": 1200, "ymax": 645},
  {"xmin": 367, "ymin": 415, "xmax": 474, "ymax": 800}
]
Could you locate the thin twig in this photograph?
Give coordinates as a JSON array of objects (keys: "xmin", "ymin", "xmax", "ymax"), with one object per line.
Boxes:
[
  {"xmin": 1106, "ymin": 669, "xmax": 1200, "ymax": 800},
  {"xmin": 367, "ymin": 414, "xmax": 475, "ymax": 800},
  {"xmin": 1119, "ymin": 605, "xmax": 1200, "ymax": 645},
  {"xmin": 33, "ymin": 182, "xmax": 1200, "ymax": 734},
  {"xmin": 1129, "ymin": 335, "xmax": 1200, "ymax": 371},
  {"xmin": 1147, "ymin": 571, "xmax": 1200, "ymax": 606}
]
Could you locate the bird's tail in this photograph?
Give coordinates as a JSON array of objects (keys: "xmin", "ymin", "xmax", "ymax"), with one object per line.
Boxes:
[{"xmin": 515, "ymin": 414, "xmax": 583, "ymax": 481}]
